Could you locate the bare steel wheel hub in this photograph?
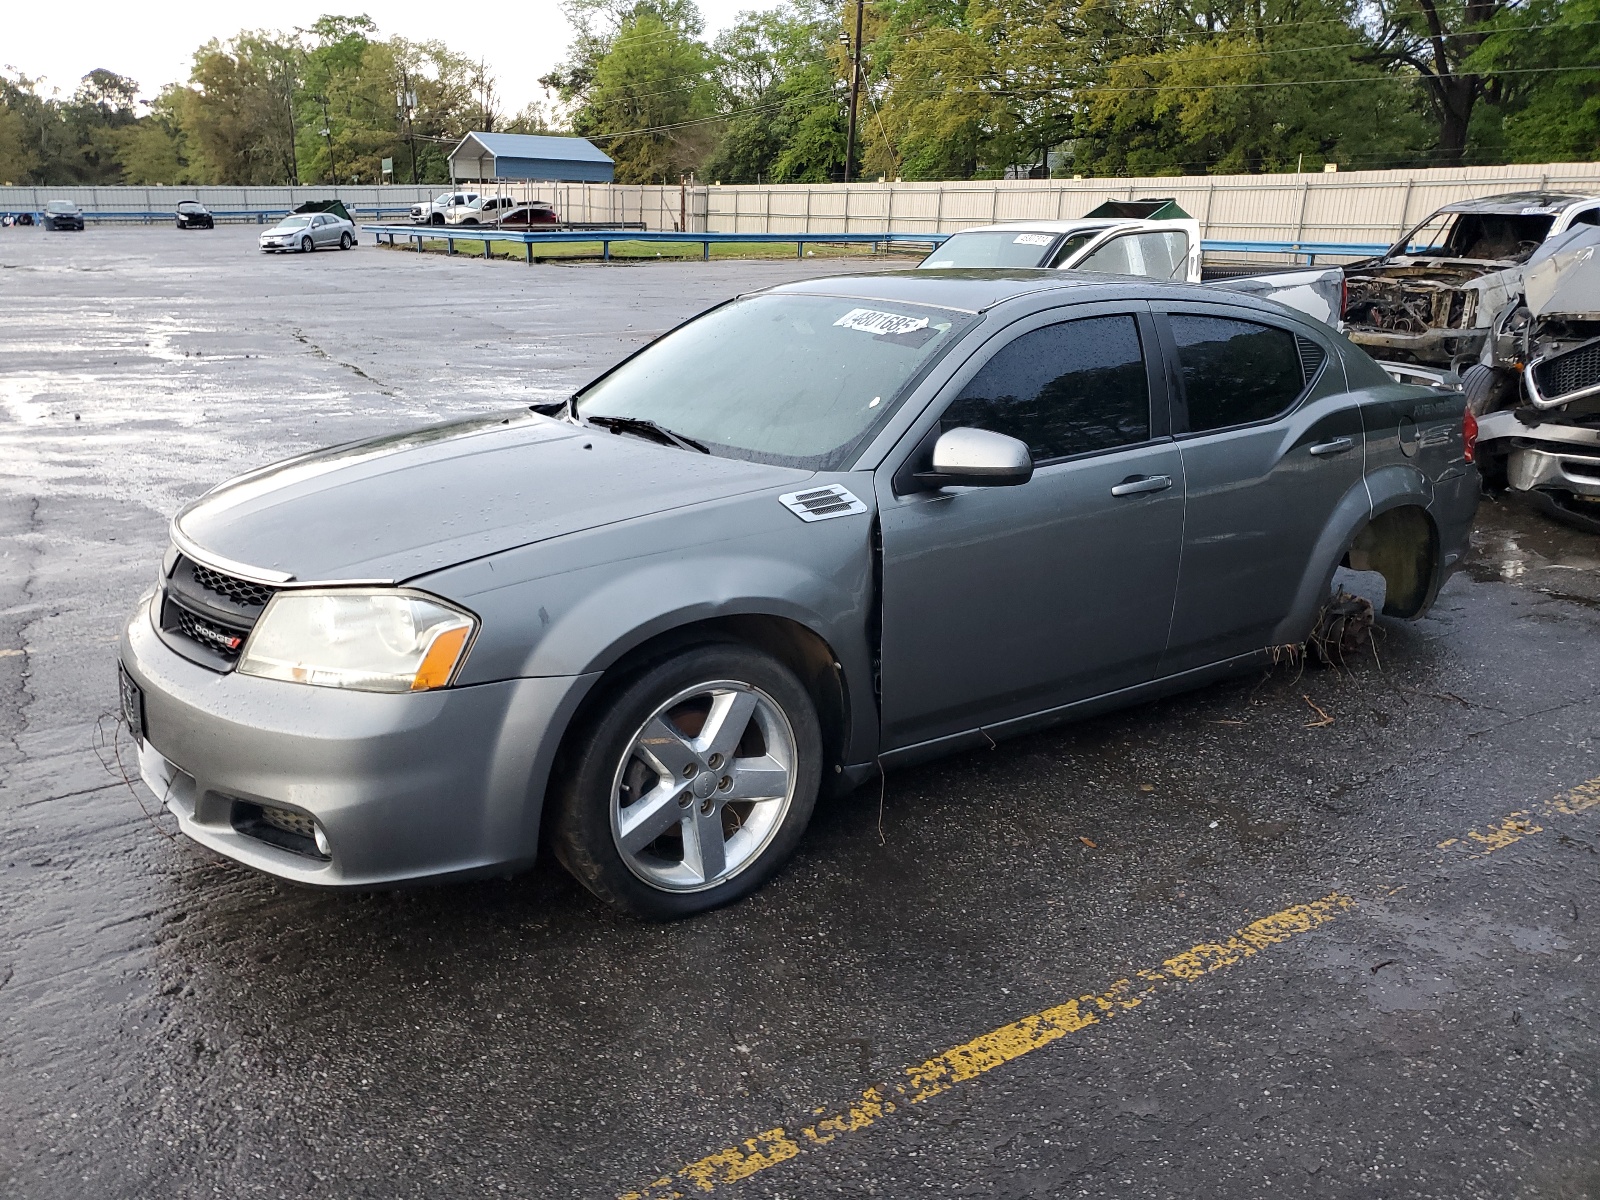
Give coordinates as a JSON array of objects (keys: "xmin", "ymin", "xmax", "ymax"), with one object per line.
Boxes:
[{"xmin": 609, "ymin": 679, "xmax": 797, "ymax": 893}]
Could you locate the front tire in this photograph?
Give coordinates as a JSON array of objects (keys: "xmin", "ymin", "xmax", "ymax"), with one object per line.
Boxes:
[
  {"xmin": 1463, "ymin": 363, "xmax": 1514, "ymax": 416},
  {"xmin": 300, "ymin": 235, "xmax": 313, "ymax": 253},
  {"xmin": 550, "ymin": 642, "xmax": 822, "ymax": 919}
]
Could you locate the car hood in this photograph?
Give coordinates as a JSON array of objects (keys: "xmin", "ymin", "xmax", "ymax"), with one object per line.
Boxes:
[
  {"xmin": 1346, "ymin": 259, "xmax": 1512, "ymax": 286},
  {"xmin": 1524, "ymin": 225, "xmax": 1600, "ymax": 319},
  {"xmin": 174, "ymin": 412, "xmax": 813, "ymax": 583}
]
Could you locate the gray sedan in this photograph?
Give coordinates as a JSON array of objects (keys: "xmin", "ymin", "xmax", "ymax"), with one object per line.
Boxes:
[
  {"xmin": 258, "ymin": 212, "xmax": 356, "ymax": 253},
  {"xmin": 118, "ymin": 271, "xmax": 1479, "ymax": 917}
]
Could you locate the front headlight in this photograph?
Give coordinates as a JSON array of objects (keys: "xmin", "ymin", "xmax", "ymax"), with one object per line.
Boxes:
[{"xmin": 237, "ymin": 589, "xmax": 477, "ymax": 692}]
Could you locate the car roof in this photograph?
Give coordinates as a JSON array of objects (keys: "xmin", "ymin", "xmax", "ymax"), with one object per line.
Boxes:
[
  {"xmin": 765, "ymin": 268, "xmax": 1278, "ymax": 316},
  {"xmin": 1438, "ymin": 191, "xmax": 1596, "ymax": 215},
  {"xmin": 946, "ymin": 219, "xmax": 1129, "ymax": 236}
]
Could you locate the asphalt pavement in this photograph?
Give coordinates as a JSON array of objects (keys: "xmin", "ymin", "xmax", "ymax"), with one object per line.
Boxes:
[{"xmin": 1, "ymin": 224, "xmax": 1597, "ymax": 1200}]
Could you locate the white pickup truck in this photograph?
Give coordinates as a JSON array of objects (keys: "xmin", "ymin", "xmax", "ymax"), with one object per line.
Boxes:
[
  {"xmin": 920, "ymin": 201, "xmax": 1344, "ymax": 325},
  {"xmin": 409, "ymin": 191, "xmax": 481, "ymax": 226}
]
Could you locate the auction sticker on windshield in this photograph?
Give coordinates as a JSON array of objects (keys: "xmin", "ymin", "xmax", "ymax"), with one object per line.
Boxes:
[
  {"xmin": 833, "ymin": 308, "xmax": 931, "ymax": 336},
  {"xmin": 1012, "ymin": 233, "xmax": 1054, "ymax": 246}
]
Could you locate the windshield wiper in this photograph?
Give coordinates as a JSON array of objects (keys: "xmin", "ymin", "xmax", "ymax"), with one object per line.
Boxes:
[{"xmin": 584, "ymin": 414, "xmax": 710, "ymax": 454}]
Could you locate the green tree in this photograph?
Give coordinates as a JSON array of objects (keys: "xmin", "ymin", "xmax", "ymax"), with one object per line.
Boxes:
[
  {"xmin": 1466, "ymin": 0, "xmax": 1600, "ymax": 162},
  {"xmin": 63, "ymin": 69, "xmax": 141, "ymax": 183},
  {"xmin": 1071, "ymin": 0, "xmax": 1429, "ymax": 175},
  {"xmin": 566, "ymin": 4, "xmax": 717, "ymax": 182},
  {"xmin": 0, "ymin": 73, "xmax": 48, "ymax": 184},
  {"xmin": 703, "ymin": 1, "xmax": 848, "ymax": 183},
  {"xmin": 183, "ymin": 32, "xmax": 302, "ymax": 183},
  {"xmin": 117, "ymin": 86, "xmax": 196, "ymax": 184},
  {"xmin": 1363, "ymin": 0, "xmax": 1510, "ymax": 166}
]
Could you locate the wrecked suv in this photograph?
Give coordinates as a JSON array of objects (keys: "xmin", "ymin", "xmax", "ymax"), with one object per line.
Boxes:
[{"xmin": 119, "ymin": 271, "xmax": 1478, "ymax": 918}]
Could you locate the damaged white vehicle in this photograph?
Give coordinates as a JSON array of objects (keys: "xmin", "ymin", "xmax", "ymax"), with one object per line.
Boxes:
[
  {"xmin": 1472, "ymin": 225, "xmax": 1600, "ymax": 527},
  {"xmin": 1343, "ymin": 191, "xmax": 1600, "ymax": 526},
  {"xmin": 1343, "ymin": 191, "xmax": 1599, "ymax": 367}
]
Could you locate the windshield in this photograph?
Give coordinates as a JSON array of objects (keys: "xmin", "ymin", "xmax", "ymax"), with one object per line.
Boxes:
[
  {"xmin": 177, "ymin": 201, "xmax": 202, "ymax": 212},
  {"xmin": 45, "ymin": 202, "xmax": 76, "ymax": 214},
  {"xmin": 920, "ymin": 230, "xmax": 1065, "ymax": 269},
  {"xmin": 1393, "ymin": 210, "xmax": 1555, "ymax": 263},
  {"xmin": 575, "ymin": 293, "xmax": 970, "ymax": 469},
  {"xmin": 273, "ymin": 215, "xmax": 313, "ymax": 230}
]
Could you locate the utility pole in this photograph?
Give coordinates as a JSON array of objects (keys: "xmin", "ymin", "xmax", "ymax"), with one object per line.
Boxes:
[
  {"xmin": 397, "ymin": 74, "xmax": 419, "ymax": 184},
  {"xmin": 842, "ymin": 0, "xmax": 864, "ymax": 183},
  {"xmin": 316, "ymin": 95, "xmax": 337, "ymax": 185}
]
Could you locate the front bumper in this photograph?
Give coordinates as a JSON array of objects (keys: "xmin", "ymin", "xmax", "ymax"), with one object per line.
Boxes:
[
  {"xmin": 1476, "ymin": 411, "xmax": 1600, "ymax": 497},
  {"xmin": 1507, "ymin": 444, "xmax": 1600, "ymax": 498},
  {"xmin": 120, "ymin": 595, "xmax": 597, "ymax": 887},
  {"xmin": 1347, "ymin": 325, "xmax": 1485, "ymax": 366}
]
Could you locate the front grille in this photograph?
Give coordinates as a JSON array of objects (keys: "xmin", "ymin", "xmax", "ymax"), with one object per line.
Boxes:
[
  {"xmin": 158, "ymin": 552, "xmax": 278, "ymax": 668},
  {"xmin": 190, "ymin": 562, "xmax": 275, "ymax": 608},
  {"xmin": 172, "ymin": 606, "xmax": 247, "ymax": 657},
  {"xmin": 1533, "ymin": 340, "xmax": 1600, "ymax": 403}
]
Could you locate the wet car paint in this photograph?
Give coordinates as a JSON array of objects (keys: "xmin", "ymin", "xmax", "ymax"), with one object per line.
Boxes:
[{"xmin": 1, "ymin": 227, "xmax": 1597, "ymax": 1199}]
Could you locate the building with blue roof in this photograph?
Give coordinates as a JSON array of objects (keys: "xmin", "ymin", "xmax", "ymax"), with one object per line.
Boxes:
[{"xmin": 447, "ymin": 132, "xmax": 615, "ymax": 184}]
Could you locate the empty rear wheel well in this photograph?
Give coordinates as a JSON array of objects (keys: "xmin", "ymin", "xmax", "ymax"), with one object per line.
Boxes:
[{"xmin": 1343, "ymin": 505, "xmax": 1440, "ymax": 618}]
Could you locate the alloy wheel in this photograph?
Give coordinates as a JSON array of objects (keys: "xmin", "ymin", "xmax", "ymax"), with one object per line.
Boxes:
[{"xmin": 609, "ymin": 679, "xmax": 797, "ymax": 893}]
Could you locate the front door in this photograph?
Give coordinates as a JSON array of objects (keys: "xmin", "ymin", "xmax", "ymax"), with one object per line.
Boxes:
[
  {"xmin": 876, "ymin": 307, "xmax": 1186, "ymax": 751},
  {"xmin": 1153, "ymin": 306, "xmax": 1364, "ymax": 673}
]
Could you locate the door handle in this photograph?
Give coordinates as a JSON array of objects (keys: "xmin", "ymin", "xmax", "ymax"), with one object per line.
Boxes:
[
  {"xmin": 1110, "ymin": 474, "xmax": 1174, "ymax": 497},
  {"xmin": 1309, "ymin": 436, "xmax": 1354, "ymax": 457}
]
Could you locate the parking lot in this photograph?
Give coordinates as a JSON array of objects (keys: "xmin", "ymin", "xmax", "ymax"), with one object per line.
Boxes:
[{"xmin": 2, "ymin": 223, "xmax": 1598, "ymax": 1199}]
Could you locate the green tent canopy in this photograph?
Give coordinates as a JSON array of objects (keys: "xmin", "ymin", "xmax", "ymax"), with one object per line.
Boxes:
[
  {"xmin": 1083, "ymin": 198, "xmax": 1193, "ymax": 221},
  {"xmin": 292, "ymin": 199, "xmax": 354, "ymax": 222}
]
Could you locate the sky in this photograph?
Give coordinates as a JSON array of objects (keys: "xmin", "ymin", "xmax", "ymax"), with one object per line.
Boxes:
[{"xmin": 4, "ymin": 0, "xmax": 759, "ymax": 113}]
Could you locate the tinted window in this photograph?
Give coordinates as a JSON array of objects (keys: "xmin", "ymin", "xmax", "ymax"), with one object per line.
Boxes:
[
  {"xmin": 940, "ymin": 316, "xmax": 1150, "ymax": 462},
  {"xmin": 1169, "ymin": 315, "xmax": 1308, "ymax": 432},
  {"xmin": 1574, "ymin": 208, "xmax": 1600, "ymax": 227}
]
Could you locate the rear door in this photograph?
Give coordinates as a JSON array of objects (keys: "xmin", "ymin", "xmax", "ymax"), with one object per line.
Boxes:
[
  {"xmin": 1153, "ymin": 304, "xmax": 1363, "ymax": 674},
  {"xmin": 876, "ymin": 304, "xmax": 1186, "ymax": 749}
]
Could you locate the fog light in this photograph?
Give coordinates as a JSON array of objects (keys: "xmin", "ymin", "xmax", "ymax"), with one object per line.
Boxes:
[{"xmin": 313, "ymin": 823, "xmax": 331, "ymax": 857}]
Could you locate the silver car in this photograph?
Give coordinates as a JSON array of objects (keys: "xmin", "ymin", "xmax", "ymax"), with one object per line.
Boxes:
[
  {"xmin": 258, "ymin": 212, "xmax": 356, "ymax": 253},
  {"xmin": 118, "ymin": 272, "xmax": 1479, "ymax": 917}
]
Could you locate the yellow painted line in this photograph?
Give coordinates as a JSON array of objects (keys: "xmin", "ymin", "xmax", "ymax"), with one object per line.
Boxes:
[
  {"xmin": 618, "ymin": 892, "xmax": 1355, "ymax": 1200},
  {"xmin": 1437, "ymin": 772, "xmax": 1600, "ymax": 857}
]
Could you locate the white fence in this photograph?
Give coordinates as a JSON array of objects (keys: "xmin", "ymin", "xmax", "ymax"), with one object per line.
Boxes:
[
  {"xmin": 5, "ymin": 162, "xmax": 1598, "ymax": 248},
  {"xmin": 0, "ymin": 184, "xmax": 440, "ymax": 213},
  {"xmin": 532, "ymin": 163, "xmax": 1600, "ymax": 247}
]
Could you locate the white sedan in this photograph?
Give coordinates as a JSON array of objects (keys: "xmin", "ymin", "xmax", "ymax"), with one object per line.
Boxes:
[{"xmin": 259, "ymin": 212, "xmax": 357, "ymax": 253}]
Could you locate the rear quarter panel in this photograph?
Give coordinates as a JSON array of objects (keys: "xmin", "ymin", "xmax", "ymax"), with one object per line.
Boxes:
[{"xmin": 1343, "ymin": 346, "xmax": 1479, "ymax": 577}]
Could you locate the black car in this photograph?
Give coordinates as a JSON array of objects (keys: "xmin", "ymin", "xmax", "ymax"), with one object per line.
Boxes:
[
  {"xmin": 41, "ymin": 201, "xmax": 85, "ymax": 231},
  {"xmin": 175, "ymin": 200, "xmax": 214, "ymax": 230}
]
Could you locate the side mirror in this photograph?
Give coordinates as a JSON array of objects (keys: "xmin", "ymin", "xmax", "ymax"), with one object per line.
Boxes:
[{"xmin": 916, "ymin": 427, "xmax": 1034, "ymax": 488}]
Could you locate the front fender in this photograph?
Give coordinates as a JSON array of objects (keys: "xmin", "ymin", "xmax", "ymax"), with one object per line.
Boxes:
[
  {"xmin": 530, "ymin": 555, "xmax": 854, "ymax": 678},
  {"xmin": 418, "ymin": 487, "xmax": 880, "ymax": 761}
]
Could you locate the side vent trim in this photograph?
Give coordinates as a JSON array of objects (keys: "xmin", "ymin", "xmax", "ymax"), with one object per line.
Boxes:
[
  {"xmin": 1295, "ymin": 334, "xmax": 1328, "ymax": 385},
  {"xmin": 779, "ymin": 485, "xmax": 868, "ymax": 523}
]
